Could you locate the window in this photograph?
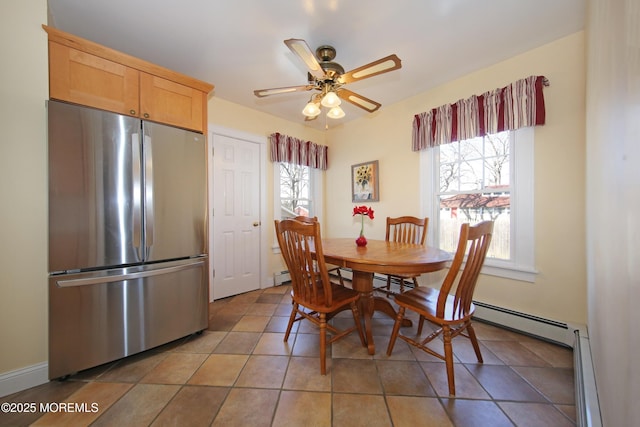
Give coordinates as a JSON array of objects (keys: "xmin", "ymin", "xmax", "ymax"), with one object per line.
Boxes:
[
  {"xmin": 420, "ymin": 127, "xmax": 536, "ymax": 281},
  {"xmin": 274, "ymin": 162, "xmax": 322, "ymax": 220}
]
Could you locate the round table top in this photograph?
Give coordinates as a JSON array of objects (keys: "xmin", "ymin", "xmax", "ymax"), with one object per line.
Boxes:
[{"xmin": 317, "ymin": 238, "xmax": 452, "ymax": 275}]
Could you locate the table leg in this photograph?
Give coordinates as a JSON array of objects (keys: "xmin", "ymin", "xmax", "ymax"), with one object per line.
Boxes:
[{"xmin": 351, "ymin": 271, "xmax": 376, "ymax": 354}]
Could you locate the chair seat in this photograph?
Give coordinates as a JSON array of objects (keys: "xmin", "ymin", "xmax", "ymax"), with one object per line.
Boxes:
[
  {"xmin": 291, "ymin": 280, "xmax": 360, "ymax": 313},
  {"xmin": 395, "ymin": 286, "xmax": 476, "ymax": 324}
]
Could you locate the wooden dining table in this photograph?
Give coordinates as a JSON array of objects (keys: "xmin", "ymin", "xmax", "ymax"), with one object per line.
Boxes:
[{"xmin": 314, "ymin": 238, "xmax": 453, "ymax": 355}]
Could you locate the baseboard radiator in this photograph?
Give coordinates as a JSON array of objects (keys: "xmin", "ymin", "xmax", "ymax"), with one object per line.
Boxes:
[{"xmin": 472, "ymin": 301, "xmax": 602, "ymax": 427}]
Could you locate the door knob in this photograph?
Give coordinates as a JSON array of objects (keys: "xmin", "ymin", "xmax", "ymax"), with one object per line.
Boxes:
[{"xmin": 253, "ymin": 221, "xmax": 260, "ymax": 227}]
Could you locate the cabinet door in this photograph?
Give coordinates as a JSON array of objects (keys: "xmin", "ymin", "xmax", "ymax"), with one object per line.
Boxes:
[
  {"xmin": 139, "ymin": 72, "xmax": 204, "ymax": 132},
  {"xmin": 49, "ymin": 42, "xmax": 140, "ymax": 116}
]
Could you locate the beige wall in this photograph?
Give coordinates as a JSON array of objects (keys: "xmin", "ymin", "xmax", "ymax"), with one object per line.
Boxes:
[
  {"xmin": 0, "ymin": 0, "xmax": 588, "ymax": 392},
  {"xmin": 325, "ymin": 32, "xmax": 587, "ymax": 325},
  {"xmin": 0, "ymin": 0, "xmax": 49, "ymax": 374}
]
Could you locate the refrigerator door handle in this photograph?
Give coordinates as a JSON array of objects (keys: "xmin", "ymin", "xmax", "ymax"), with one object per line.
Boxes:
[
  {"xmin": 144, "ymin": 134, "xmax": 155, "ymax": 258},
  {"xmin": 132, "ymin": 133, "xmax": 142, "ymax": 259},
  {"xmin": 54, "ymin": 259, "xmax": 205, "ymax": 288}
]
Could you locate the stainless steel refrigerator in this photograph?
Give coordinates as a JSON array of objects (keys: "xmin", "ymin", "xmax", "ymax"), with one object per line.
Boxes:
[{"xmin": 47, "ymin": 100, "xmax": 208, "ymax": 379}]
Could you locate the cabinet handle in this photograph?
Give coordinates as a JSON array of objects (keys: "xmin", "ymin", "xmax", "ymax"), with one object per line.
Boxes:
[
  {"xmin": 143, "ymin": 113, "xmax": 150, "ymax": 118},
  {"xmin": 129, "ymin": 109, "xmax": 136, "ymax": 115}
]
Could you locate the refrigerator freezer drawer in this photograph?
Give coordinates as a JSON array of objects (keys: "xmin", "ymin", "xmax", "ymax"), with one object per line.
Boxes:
[{"xmin": 48, "ymin": 258, "xmax": 208, "ymax": 379}]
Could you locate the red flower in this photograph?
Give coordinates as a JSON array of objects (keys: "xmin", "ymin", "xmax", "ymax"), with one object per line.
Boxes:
[{"xmin": 353, "ymin": 205, "xmax": 375, "ymax": 220}]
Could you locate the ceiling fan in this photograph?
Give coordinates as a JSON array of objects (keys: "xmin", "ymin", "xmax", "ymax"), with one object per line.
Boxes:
[{"xmin": 254, "ymin": 39, "xmax": 402, "ymax": 120}]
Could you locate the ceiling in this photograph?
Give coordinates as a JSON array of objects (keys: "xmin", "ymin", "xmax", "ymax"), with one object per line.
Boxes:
[{"xmin": 47, "ymin": 0, "xmax": 586, "ymax": 130}]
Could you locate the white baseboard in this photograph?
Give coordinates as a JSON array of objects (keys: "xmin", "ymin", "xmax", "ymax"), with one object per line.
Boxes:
[
  {"xmin": 471, "ymin": 301, "xmax": 602, "ymax": 427},
  {"xmin": 0, "ymin": 362, "xmax": 49, "ymax": 398}
]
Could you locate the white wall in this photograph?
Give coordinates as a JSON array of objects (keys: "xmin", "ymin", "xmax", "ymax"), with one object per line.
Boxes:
[{"xmin": 585, "ymin": 0, "xmax": 640, "ymax": 425}]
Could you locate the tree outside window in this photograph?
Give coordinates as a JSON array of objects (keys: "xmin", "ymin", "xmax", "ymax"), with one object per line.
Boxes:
[
  {"xmin": 279, "ymin": 163, "xmax": 312, "ymax": 218},
  {"xmin": 437, "ymin": 131, "xmax": 511, "ymax": 260}
]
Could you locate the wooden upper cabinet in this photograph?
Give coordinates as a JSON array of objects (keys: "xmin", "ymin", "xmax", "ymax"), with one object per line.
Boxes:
[
  {"xmin": 49, "ymin": 42, "xmax": 141, "ymax": 117},
  {"xmin": 44, "ymin": 25, "xmax": 214, "ymax": 134},
  {"xmin": 139, "ymin": 72, "xmax": 204, "ymax": 131}
]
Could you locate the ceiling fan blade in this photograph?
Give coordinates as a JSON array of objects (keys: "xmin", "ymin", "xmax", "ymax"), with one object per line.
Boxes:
[
  {"xmin": 337, "ymin": 88, "xmax": 381, "ymax": 113},
  {"xmin": 284, "ymin": 39, "xmax": 325, "ymax": 80},
  {"xmin": 337, "ymin": 54, "xmax": 402, "ymax": 84},
  {"xmin": 253, "ymin": 84, "xmax": 314, "ymax": 98}
]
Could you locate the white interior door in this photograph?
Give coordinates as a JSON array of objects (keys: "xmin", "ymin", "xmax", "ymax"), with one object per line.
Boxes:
[{"xmin": 211, "ymin": 131, "xmax": 262, "ymax": 300}]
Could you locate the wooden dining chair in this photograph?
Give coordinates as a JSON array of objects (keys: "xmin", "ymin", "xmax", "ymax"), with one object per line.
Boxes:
[
  {"xmin": 275, "ymin": 218, "xmax": 365, "ymax": 375},
  {"xmin": 386, "ymin": 221, "xmax": 494, "ymax": 396},
  {"xmin": 381, "ymin": 216, "xmax": 429, "ymax": 295},
  {"xmin": 293, "ymin": 215, "xmax": 345, "ymax": 286}
]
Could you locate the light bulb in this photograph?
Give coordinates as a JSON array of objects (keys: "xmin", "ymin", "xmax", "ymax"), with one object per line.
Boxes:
[
  {"xmin": 321, "ymin": 91, "xmax": 341, "ymax": 108},
  {"xmin": 327, "ymin": 106, "xmax": 345, "ymax": 119},
  {"xmin": 302, "ymin": 101, "xmax": 321, "ymax": 117}
]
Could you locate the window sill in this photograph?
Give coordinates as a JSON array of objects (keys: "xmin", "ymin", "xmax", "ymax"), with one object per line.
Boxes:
[{"xmin": 481, "ymin": 261, "xmax": 538, "ymax": 282}]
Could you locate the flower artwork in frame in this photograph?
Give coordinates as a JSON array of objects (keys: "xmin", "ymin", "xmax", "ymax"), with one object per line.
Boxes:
[{"xmin": 351, "ymin": 160, "xmax": 379, "ymax": 202}]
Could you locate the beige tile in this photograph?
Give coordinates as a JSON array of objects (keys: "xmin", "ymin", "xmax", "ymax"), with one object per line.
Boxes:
[
  {"xmin": 512, "ymin": 366, "xmax": 575, "ymax": 404},
  {"xmin": 92, "ymin": 383, "xmax": 179, "ymax": 426},
  {"xmin": 235, "ymin": 355, "xmax": 289, "ymax": 388},
  {"xmin": 140, "ymin": 352, "xmax": 208, "ymax": 384},
  {"xmin": 374, "ymin": 334, "xmax": 419, "ymax": 361},
  {"xmin": 520, "ymin": 339, "xmax": 574, "ymax": 368},
  {"xmin": 451, "ymin": 335, "xmax": 505, "ymax": 365},
  {"xmin": 498, "ymin": 401, "xmax": 576, "ymax": 427},
  {"xmin": 216, "ymin": 302, "xmax": 253, "ymax": 316},
  {"xmin": 232, "ymin": 315, "xmax": 271, "ymax": 332},
  {"xmin": 282, "ymin": 357, "xmax": 332, "ymax": 391},
  {"xmin": 263, "ymin": 285, "xmax": 289, "ymax": 295},
  {"xmin": 332, "ymin": 359, "xmax": 383, "ymax": 394},
  {"xmin": 213, "ymin": 331, "xmax": 261, "ymax": 354},
  {"xmin": 0, "ymin": 380, "xmax": 87, "ymax": 426},
  {"xmin": 420, "ymin": 362, "xmax": 490, "ymax": 399},
  {"xmin": 333, "ymin": 393, "xmax": 392, "ymax": 427},
  {"xmin": 253, "ymin": 332, "xmax": 293, "ymax": 355},
  {"xmin": 331, "ymin": 330, "xmax": 371, "ymax": 359},
  {"xmin": 376, "ymin": 360, "xmax": 436, "ymax": 396},
  {"xmin": 32, "ymin": 382, "xmax": 133, "ymax": 426},
  {"xmin": 555, "ymin": 404, "xmax": 577, "ymax": 423},
  {"xmin": 212, "ymin": 388, "xmax": 279, "ymax": 427},
  {"xmin": 386, "ymin": 395, "xmax": 454, "ymax": 427},
  {"xmin": 482, "ymin": 340, "xmax": 551, "ymax": 367},
  {"xmin": 208, "ymin": 313, "xmax": 243, "ymax": 331},
  {"xmin": 175, "ymin": 330, "xmax": 227, "ymax": 353},
  {"xmin": 275, "ymin": 302, "xmax": 295, "ymax": 316},
  {"xmin": 14, "ymin": 287, "xmax": 576, "ymax": 427},
  {"xmin": 255, "ymin": 294, "xmax": 283, "ymax": 305},
  {"xmin": 188, "ymin": 354, "xmax": 249, "ymax": 386},
  {"xmin": 265, "ymin": 315, "xmax": 296, "ymax": 333},
  {"xmin": 151, "ymin": 385, "xmax": 228, "ymax": 426},
  {"xmin": 98, "ymin": 352, "xmax": 167, "ymax": 383},
  {"xmin": 272, "ymin": 390, "xmax": 331, "ymax": 427},
  {"xmin": 465, "ymin": 364, "xmax": 547, "ymax": 401},
  {"xmin": 291, "ymin": 332, "xmax": 325, "ymax": 357},
  {"xmin": 440, "ymin": 398, "xmax": 513, "ymax": 426}
]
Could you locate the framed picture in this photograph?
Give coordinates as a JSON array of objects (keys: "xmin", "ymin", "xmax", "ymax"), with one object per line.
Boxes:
[{"xmin": 351, "ymin": 160, "xmax": 379, "ymax": 202}]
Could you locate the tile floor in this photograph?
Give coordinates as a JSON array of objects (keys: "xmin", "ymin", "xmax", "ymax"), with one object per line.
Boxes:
[{"xmin": 1, "ymin": 283, "xmax": 576, "ymax": 426}]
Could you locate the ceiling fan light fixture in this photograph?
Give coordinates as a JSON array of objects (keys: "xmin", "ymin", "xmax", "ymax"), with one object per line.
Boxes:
[
  {"xmin": 302, "ymin": 101, "xmax": 321, "ymax": 117},
  {"xmin": 327, "ymin": 105, "xmax": 345, "ymax": 119},
  {"xmin": 321, "ymin": 91, "xmax": 341, "ymax": 108}
]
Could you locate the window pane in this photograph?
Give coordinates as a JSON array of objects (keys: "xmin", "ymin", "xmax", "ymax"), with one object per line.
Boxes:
[
  {"xmin": 280, "ymin": 163, "xmax": 311, "ymax": 218},
  {"xmin": 436, "ymin": 131, "xmax": 513, "ymax": 261},
  {"xmin": 438, "ymin": 193, "xmax": 511, "ymax": 260},
  {"xmin": 459, "ymin": 159, "xmax": 483, "ymax": 191},
  {"xmin": 439, "ymin": 161, "xmax": 458, "ymax": 192}
]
